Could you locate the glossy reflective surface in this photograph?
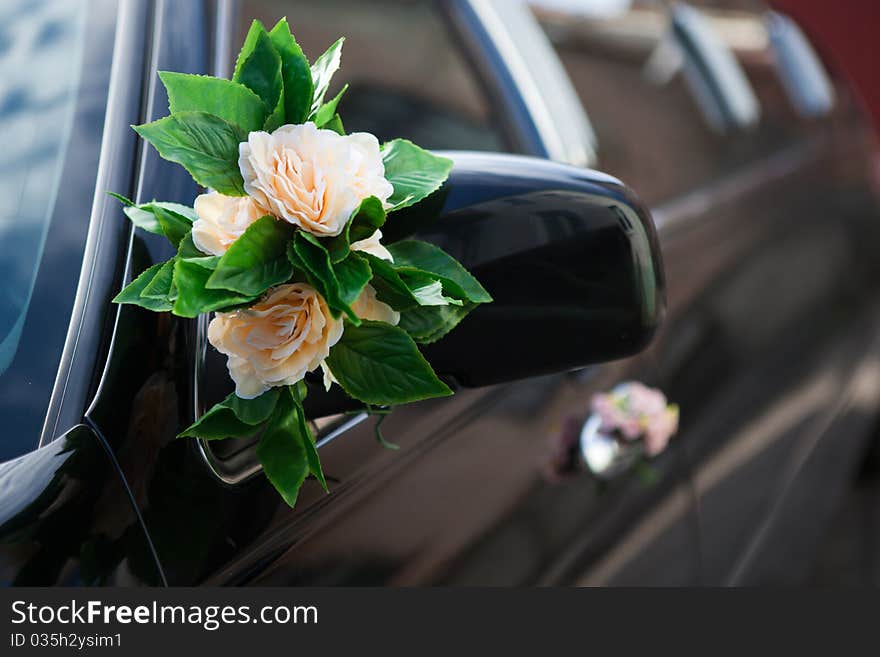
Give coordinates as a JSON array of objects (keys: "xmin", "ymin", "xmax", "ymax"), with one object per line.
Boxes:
[
  {"xmin": 3, "ymin": 0, "xmax": 880, "ymax": 587},
  {"xmin": 0, "ymin": 0, "xmax": 115, "ymax": 461}
]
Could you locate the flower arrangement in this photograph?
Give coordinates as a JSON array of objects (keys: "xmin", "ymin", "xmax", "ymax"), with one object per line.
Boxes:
[
  {"xmin": 111, "ymin": 19, "xmax": 491, "ymax": 507},
  {"xmin": 590, "ymin": 382, "xmax": 679, "ymax": 457}
]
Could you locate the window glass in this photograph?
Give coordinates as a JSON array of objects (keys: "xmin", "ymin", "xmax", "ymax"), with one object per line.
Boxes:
[
  {"xmin": 531, "ymin": 1, "xmax": 807, "ymax": 205},
  {"xmin": 237, "ymin": 0, "xmax": 508, "ymax": 151},
  {"xmin": 0, "ymin": 0, "xmax": 114, "ymax": 461}
]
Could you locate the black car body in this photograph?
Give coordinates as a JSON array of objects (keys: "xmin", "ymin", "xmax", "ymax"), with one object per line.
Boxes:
[{"xmin": 1, "ymin": 0, "xmax": 879, "ymax": 586}]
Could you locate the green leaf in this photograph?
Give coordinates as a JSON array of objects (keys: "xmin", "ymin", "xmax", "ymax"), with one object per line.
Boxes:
[
  {"xmin": 113, "ymin": 261, "xmax": 174, "ymax": 312},
  {"xmin": 257, "ymin": 393, "xmax": 309, "ymax": 508},
  {"xmin": 122, "ymin": 204, "xmax": 162, "ymax": 234},
  {"xmin": 309, "ymin": 37, "xmax": 344, "ymax": 116},
  {"xmin": 398, "ymin": 302, "xmax": 476, "ymax": 344},
  {"xmin": 361, "ymin": 252, "xmax": 461, "ymax": 311},
  {"xmin": 269, "ymin": 18, "xmax": 314, "ymax": 124},
  {"xmin": 322, "ymin": 113, "xmax": 345, "ymax": 135},
  {"xmin": 325, "ymin": 196, "xmax": 386, "ymax": 262},
  {"xmin": 388, "ymin": 240, "xmax": 492, "ymax": 303},
  {"xmin": 151, "ymin": 205, "xmax": 191, "ymax": 246},
  {"xmin": 325, "ymin": 320, "xmax": 452, "ymax": 405},
  {"xmin": 141, "ymin": 258, "xmax": 176, "ymax": 301},
  {"xmin": 227, "ymin": 388, "xmax": 281, "ymax": 425},
  {"xmin": 262, "ymin": 86, "xmax": 286, "ymax": 132},
  {"xmin": 178, "ymin": 407, "xmax": 259, "ymax": 440},
  {"xmin": 151, "ymin": 201, "xmax": 197, "ymax": 222},
  {"xmin": 313, "ymin": 83, "xmax": 347, "ymax": 128},
  {"xmin": 288, "ymin": 233, "xmax": 362, "ymax": 322},
  {"xmin": 159, "ymin": 71, "xmax": 266, "ymax": 133},
  {"xmin": 177, "ymin": 389, "xmax": 281, "ymax": 440},
  {"xmin": 178, "ymin": 232, "xmax": 220, "ymax": 270},
  {"xmin": 232, "ymin": 20, "xmax": 283, "ymax": 115},
  {"xmin": 173, "ymin": 257, "xmax": 258, "ymax": 318},
  {"xmin": 206, "ymin": 215, "xmax": 294, "ymax": 296},
  {"xmin": 289, "ymin": 383, "xmax": 327, "ymax": 492},
  {"xmin": 381, "ymin": 139, "xmax": 453, "ymax": 210},
  {"xmin": 133, "ymin": 111, "xmax": 247, "ymax": 196},
  {"xmin": 334, "ymin": 251, "xmax": 373, "ymax": 309}
]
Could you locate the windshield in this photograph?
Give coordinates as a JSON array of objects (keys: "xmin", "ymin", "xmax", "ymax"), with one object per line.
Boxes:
[{"xmin": 0, "ymin": 0, "xmax": 115, "ymax": 461}]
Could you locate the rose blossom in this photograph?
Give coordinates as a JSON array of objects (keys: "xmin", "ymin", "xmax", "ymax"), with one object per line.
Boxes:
[
  {"xmin": 191, "ymin": 191, "xmax": 265, "ymax": 256},
  {"xmin": 208, "ymin": 283, "xmax": 343, "ymax": 399},
  {"xmin": 238, "ymin": 122, "xmax": 394, "ymax": 237},
  {"xmin": 590, "ymin": 382, "xmax": 679, "ymax": 457}
]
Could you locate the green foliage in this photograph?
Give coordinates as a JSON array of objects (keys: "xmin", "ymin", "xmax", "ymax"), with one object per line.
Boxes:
[
  {"xmin": 325, "ymin": 320, "xmax": 452, "ymax": 405},
  {"xmin": 232, "ymin": 20, "xmax": 283, "ymax": 117},
  {"xmin": 398, "ymin": 302, "xmax": 477, "ymax": 344},
  {"xmin": 268, "ymin": 18, "xmax": 314, "ymax": 124},
  {"xmin": 113, "ymin": 260, "xmax": 175, "ymax": 312},
  {"xmin": 309, "ymin": 37, "xmax": 344, "ymax": 117},
  {"xmin": 206, "ymin": 215, "xmax": 295, "ymax": 296},
  {"xmin": 388, "ymin": 240, "xmax": 492, "ymax": 303},
  {"xmin": 288, "ymin": 233, "xmax": 371, "ymax": 322},
  {"xmin": 133, "ymin": 112, "xmax": 247, "ymax": 195},
  {"xmin": 178, "ymin": 389, "xmax": 280, "ymax": 439},
  {"xmin": 256, "ymin": 392, "xmax": 310, "ymax": 508},
  {"xmin": 325, "ymin": 196, "xmax": 386, "ymax": 263},
  {"xmin": 381, "ymin": 139, "xmax": 453, "ymax": 210},
  {"xmin": 159, "ymin": 72, "xmax": 266, "ymax": 133}
]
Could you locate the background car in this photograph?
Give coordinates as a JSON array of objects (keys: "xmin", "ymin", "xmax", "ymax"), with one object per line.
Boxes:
[{"xmin": 1, "ymin": 0, "xmax": 879, "ymax": 586}]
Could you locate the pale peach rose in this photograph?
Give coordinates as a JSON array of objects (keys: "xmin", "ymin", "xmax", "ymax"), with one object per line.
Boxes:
[
  {"xmin": 320, "ymin": 284, "xmax": 399, "ymax": 390},
  {"xmin": 191, "ymin": 191, "xmax": 265, "ymax": 256},
  {"xmin": 239, "ymin": 122, "xmax": 393, "ymax": 237},
  {"xmin": 350, "ymin": 229, "xmax": 393, "ymax": 261},
  {"xmin": 208, "ymin": 283, "xmax": 343, "ymax": 399}
]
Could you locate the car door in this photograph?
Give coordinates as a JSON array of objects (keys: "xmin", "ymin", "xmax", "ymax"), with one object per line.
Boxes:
[{"xmin": 534, "ymin": 0, "xmax": 880, "ymax": 584}]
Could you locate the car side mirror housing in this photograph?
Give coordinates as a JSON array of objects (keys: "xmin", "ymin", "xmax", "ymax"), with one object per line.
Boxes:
[{"xmin": 383, "ymin": 151, "xmax": 665, "ymax": 388}]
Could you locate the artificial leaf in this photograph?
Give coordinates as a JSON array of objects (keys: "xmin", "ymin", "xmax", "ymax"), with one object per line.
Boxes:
[
  {"xmin": 141, "ymin": 258, "xmax": 176, "ymax": 301},
  {"xmin": 159, "ymin": 71, "xmax": 266, "ymax": 133},
  {"xmin": 322, "ymin": 113, "xmax": 344, "ymax": 135},
  {"xmin": 325, "ymin": 196, "xmax": 386, "ymax": 262},
  {"xmin": 334, "ymin": 251, "xmax": 372, "ymax": 308},
  {"xmin": 268, "ymin": 18, "xmax": 313, "ymax": 124},
  {"xmin": 313, "ymin": 83, "xmax": 347, "ymax": 128},
  {"xmin": 232, "ymin": 20, "xmax": 283, "ymax": 114},
  {"xmin": 381, "ymin": 139, "xmax": 453, "ymax": 210},
  {"xmin": 113, "ymin": 261, "xmax": 174, "ymax": 312},
  {"xmin": 173, "ymin": 257, "xmax": 258, "ymax": 318},
  {"xmin": 257, "ymin": 393, "xmax": 309, "ymax": 508},
  {"xmin": 263, "ymin": 86, "xmax": 286, "ymax": 132},
  {"xmin": 309, "ymin": 37, "xmax": 344, "ymax": 116},
  {"xmin": 177, "ymin": 232, "xmax": 220, "ymax": 270},
  {"xmin": 402, "ymin": 276, "xmax": 462, "ymax": 307},
  {"xmin": 206, "ymin": 215, "xmax": 294, "ymax": 296},
  {"xmin": 177, "ymin": 389, "xmax": 281, "ymax": 440},
  {"xmin": 360, "ymin": 253, "xmax": 419, "ymax": 310},
  {"xmin": 133, "ymin": 111, "xmax": 247, "ymax": 196},
  {"xmin": 150, "ymin": 201, "xmax": 197, "ymax": 222},
  {"xmin": 289, "ymin": 382, "xmax": 327, "ymax": 492},
  {"xmin": 151, "ymin": 205, "xmax": 191, "ymax": 246},
  {"xmin": 288, "ymin": 233, "xmax": 361, "ymax": 322},
  {"xmin": 122, "ymin": 204, "xmax": 162, "ymax": 234},
  {"xmin": 398, "ymin": 302, "xmax": 477, "ymax": 344},
  {"xmin": 388, "ymin": 240, "xmax": 492, "ymax": 303},
  {"xmin": 325, "ymin": 320, "xmax": 452, "ymax": 405},
  {"xmin": 227, "ymin": 388, "xmax": 282, "ymax": 425}
]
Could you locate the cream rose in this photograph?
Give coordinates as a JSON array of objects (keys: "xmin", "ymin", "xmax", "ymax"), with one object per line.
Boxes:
[
  {"xmin": 208, "ymin": 283, "xmax": 343, "ymax": 399},
  {"xmin": 191, "ymin": 191, "xmax": 265, "ymax": 256},
  {"xmin": 320, "ymin": 284, "xmax": 399, "ymax": 390},
  {"xmin": 239, "ymin": 122, "xmax": 394, "ymax": 237}
]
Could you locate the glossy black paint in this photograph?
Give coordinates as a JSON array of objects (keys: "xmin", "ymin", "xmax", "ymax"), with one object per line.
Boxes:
[
  {"xmin": 400, "ymin": 152, "xmax": 663, "ymax": 387},
  {"xmin": 2, "ymin": 0, "xmax": 880, "ymax": 587}
]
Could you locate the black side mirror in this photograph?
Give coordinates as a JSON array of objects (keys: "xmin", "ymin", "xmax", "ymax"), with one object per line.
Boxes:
[{"xmin": 384, "ymin": 152, "xmax": 665, "ymax": 388}]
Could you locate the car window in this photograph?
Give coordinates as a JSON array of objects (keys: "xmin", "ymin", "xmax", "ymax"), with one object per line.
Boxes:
[
  {"xmin": 530, "ymin": 1, "xmax": 808, "ymax": 206},
  {"xmin": 236, "ymin": 0, "xmax": 509, "ymax": 151},
  {"xmin": 0, "ymin": 0, "xmax": 115, "ymax": 461}
]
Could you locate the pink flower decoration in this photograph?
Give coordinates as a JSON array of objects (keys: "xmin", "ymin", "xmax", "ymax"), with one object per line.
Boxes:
[{"xmin": 590, "ymin": 382, "xmax": 679, "ymax": 457}]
